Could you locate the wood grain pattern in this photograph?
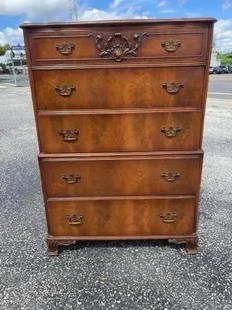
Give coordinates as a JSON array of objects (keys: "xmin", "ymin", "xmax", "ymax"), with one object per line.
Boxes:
[
  {"xmin": 21, "ymin": 18, "xmax": 216, "ymax": 28},
  {"xmin": 34, "ymin": 66, "xmax": 205, "ymax": 109},
  {"xmin": 40, "ymin": 155, "xmax": 202, "ymax": 197},
  {"xmin": 37, "ymin": 111, "xmax": 203, "ymax": 153},
  {"xmin": 30, "ymin": 32, "xmax": 205, "ymax": 63},
  {"xmin": 47, "ymin": 197, "xmax": 196, "ymax": 236},
  {"xmin": 21, "ymin": 18, "xmax": 215, "ymax": 255},
  {"xmin": 21, "ymin": 19, "xmax": 216, "ymax": 66}
]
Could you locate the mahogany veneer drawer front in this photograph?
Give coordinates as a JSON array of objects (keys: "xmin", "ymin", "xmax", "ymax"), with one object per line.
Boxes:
[
  {"xmin": 28, "ymin": 22, "xmax": 209, "ymax": 65},
  {"xmin": 47, "ymin": 197, "xmax": 196, "ymax": 236},
  {"xmin": 34, "ymin": 67, "xmax": 204, "ymax": 109},
  {"xmin": 22, "ymin": 18, "xmax": 215, "ymax": 255},
  {"xmin": 38, "ymin": 111, "xmax": 202, "ymax": 153},
  {"xmin": 40, "ymin": 155, "xmax": 202, "ymax": 197}
]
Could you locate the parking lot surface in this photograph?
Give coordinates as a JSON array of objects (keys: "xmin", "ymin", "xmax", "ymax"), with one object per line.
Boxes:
[
  {"xmin": 208, "ymin": 74, "xmax": 232, "ymax": 100},
  {"xmin": 0, "ymin": 79, "xmax": 232, "ymax": 310}
]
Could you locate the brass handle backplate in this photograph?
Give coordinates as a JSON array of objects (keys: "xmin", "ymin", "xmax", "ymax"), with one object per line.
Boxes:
[
  {"xmin": 55, "ymin": 85, "xmax": 76, "ymax": 96},
  {"xmin": 160, "ymin": 212, "xmax": 177, "ymax": 223},
  {"xmin": 161, "ymin": 172, "xmax": 180, "ymax": 182},
  {"xmin": 160, "ymin": 126, "xmax": 182, "ymax": 137},
  {"xmin": 66, "ymin": 215, "xmax": 84, "ymax": 225},
  {"xmin": 62, "ymin": 174, "xmax": 81, "ymax": 184},
  {"xmin": 161, "ymin": 40, "xmax": 181, "ymax": 52},
  {"xmin": 58, "ymin": 129, "xmax": 79, "ymax": 142},
  {"xmin": 56, "ymin": 43, "xmax": 75, "ymax": 55},
  {"xmin": 162, "ymin": 82, "xmax": 184, "ymax": 94}
]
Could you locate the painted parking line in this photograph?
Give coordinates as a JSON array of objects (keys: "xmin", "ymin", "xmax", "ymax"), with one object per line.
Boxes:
[
  {"xmin": 0, "ymin": 85, "xmax": 7, "ymax": 88},
  {"xmin": 208, "ymin": 92, "xmax": 232, "ymax": 96},
  {"xmin": 207, "ymin": 98, "xmax": 231, "ymax": 104},
  {"xmin": 2, "ymin": 83, "xmax": 16, "ymax": 86}
]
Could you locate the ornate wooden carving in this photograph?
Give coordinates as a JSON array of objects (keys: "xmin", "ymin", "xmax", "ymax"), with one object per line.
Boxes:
[
  {"xmin": 47, "ymin": 238, "xmax": 77, "ymax": 256},
  {"xmin": 161, "ymin": 40, "xmax": 181, "ymax": 52},
  {"xmin": 65, "ymin": 215, "xmax": 84, "ymax": 225},
  {"xmin": 58, "ymin": 129, "xmax": 79, "ymax": 142},
  {"xmin": 21, "ymin": 19, "xmax": 214, "ymax": 257},
  {"xmin": 56, "ymin": 43, "xmax": 75, "ymax": 55},
  {"xmin": 62, "ymin": 174, "xmax": 81, "ymax": 184},
  {"xmin": 95, "ymin": 32, "xmax": 148, "ymax": 62},
  {"xmin": 160, "ymin": 126, "xmax": 182, "ymax": 137},
  {"xmin": 47, "ymin": 239, "xmax": 59, "ymax": 256},
  {"xmin": 162, "ymin": 82, "xmax": 184, "ymax": 94},
  {"xmin": 168, "ymin": 237, "xmax": 198, "ymax": 254},
  {"xmin": 161, "ymin": 172, "xmax": 180, "ymax": 182},
  {"xmin": 55, "ymin": 85, "xmax": 76, "ymax": 96},
  {"xmin": 160, "ymin": 212, "xmax": 177, "ymax": 223}
]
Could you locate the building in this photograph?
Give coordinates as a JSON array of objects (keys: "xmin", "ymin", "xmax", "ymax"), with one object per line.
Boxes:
[{"xmin": 0, "ymin": 44, "xmax": 26, "ymax": 73}]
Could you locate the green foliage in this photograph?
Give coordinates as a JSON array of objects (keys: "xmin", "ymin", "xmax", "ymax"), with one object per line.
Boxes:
[
  {"xmin": 218, "ymin": 52, "xmax": 232, "ymax": 65},
  {"xmin": 0, "ymin": 63, "xmax": 9, "ymax": 73},
  {"xmin": 0, "ymin": 44, "xmax": 10, "ymax": 56}
]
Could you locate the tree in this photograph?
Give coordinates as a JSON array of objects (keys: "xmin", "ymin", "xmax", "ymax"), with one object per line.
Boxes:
[
  {"xmin": 218, "ymin": 52, "xmax": 232, "ymax": 65},
  {"xmin": 0, "ymin": 44, "xmax": 10, "ymax": 56}
]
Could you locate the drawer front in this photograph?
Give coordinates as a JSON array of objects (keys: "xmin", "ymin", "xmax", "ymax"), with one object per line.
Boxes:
[
  {"xmin": 47, "ymin": 197, "xmax": 196, "ymax": 236},
  {"xmin": 34, "ymin": 67, "xmax": 205, "ymax": 109},
  {"xmin": 38, "ymin": 111, "xmax": 202, "ymax": 153},
  {"xmin": 40, "ymin": 155, "xmax": 202, "ymax": 197},
  {"xmin": 29, "ymin": 26, "xmax": 208, "ymax": 64}
]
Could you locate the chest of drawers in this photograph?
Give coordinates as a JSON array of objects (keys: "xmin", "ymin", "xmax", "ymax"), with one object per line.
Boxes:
[{"xmin": 21, "ymin": 18, "xmax": 215, "ymax": 256}]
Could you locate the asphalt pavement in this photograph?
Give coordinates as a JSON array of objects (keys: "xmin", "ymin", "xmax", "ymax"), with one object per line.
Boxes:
[
  {"xmin": 0, "ymin": 76, "xmax": 232, "ymax": 310},
  {"xmin": 208, "ymin": 74, "xmax": 232, "ymax": 100}
]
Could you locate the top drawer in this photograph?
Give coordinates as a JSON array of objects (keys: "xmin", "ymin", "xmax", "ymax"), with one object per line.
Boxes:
[{"xmin": 28, "ymin": 24, "xmax": 210, "ymax": 65}]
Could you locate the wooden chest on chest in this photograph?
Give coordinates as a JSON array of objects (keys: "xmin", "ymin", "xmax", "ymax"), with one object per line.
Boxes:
[{"xmin": 21, "ymin": 18, "xmax": 215, "ymax": 255}]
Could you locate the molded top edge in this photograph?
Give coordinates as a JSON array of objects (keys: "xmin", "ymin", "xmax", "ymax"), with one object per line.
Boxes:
[{"xmin": 20, "ymin": 17, "xmax": 217, "ymax": 28}]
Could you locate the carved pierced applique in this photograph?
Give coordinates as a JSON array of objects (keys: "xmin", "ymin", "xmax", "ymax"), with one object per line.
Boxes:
[{"xmin": 95, "ymin": 32, "xmax": 148, "ymax": 62}]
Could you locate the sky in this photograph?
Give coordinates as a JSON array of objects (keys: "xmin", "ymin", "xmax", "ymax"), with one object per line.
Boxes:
[{"xmin": 0, "ymin": 0, "xmax": 231, "ymax": 52}]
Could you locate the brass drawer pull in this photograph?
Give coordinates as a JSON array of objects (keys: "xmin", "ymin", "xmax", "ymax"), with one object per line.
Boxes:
[
  {"xmin": 66, "ymin": 215, "xmax": 84, "ymax": 225},
  {"xmin": 59, "ymin": 129, "xmax": 79, "ymax": 142},
  {"xmin": 162, "ymin": 82, "xmax": 184, "ymax": 94},
  {"xmin": 160, "ymin": 126, "xmax": 181, "ymax": 137},
  {"xmin": 55, "ymin": 85, "xmax": 76, "ymax": 96},
  {"xmin": 56, "ymin": 43, "xmax": 75, "ymax": 55},
  {"xmin": 161, "ymin": 40, "xmax": 181, "ymax": 52},
  {"xmin": 160, "ymin": 212, "xmax": 177, "ymax": 223},
  {"xmin": 62, "ymin": 174, "xmax": 81, "ymax": 184},
  {"xmin": 161, "ymin": 172, "xmax": 180, "ymax": 182}
]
